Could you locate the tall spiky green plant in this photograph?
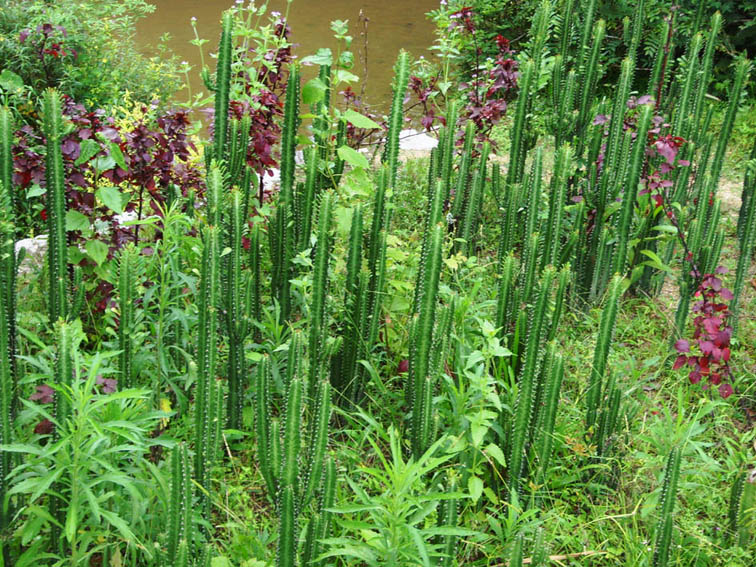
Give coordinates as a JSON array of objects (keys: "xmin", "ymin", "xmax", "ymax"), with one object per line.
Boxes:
[
  {"xmin": 194, "ymin": 226, "xmax": 223, "ymax": 515},
  {"xmin": 43, "ymin": 89, "xmax": 70, "ymax": 325},
  {"xmin": 507, "ymin": 59, "xmax": 535, "ymax": 188},
  {"xmin": 533, "ymin": 347, "xmax": 564, "ymax": 487},
  {"xmin": 383, "ymin": 50, "xmax": 410, "ymax": 189},
  {"xmin": 508, "ymin": 267, "xmax": 555, "ymax": 496},
  {"xmin": 212, "ymin": 11, "xmax": 234, "ymax": 165},
  {"xmin": 436, "ymin": 473, "xmax": 460, "ymax": 567},
  {"xmin": 727, "ymin": 469, "xmax": 756, "ymax": 547},
  {"xmin": 301, "ymin": 456, "xmax": 337, "ymax": 567},
  {"xmin": 167, "ymin": 443, "xmax": 194, "ymax": 563},
  {"xmin": 308, "ymin": 192, "xmax": 334, "ymax": 396},
  {"xmin": 222, "ymin": 188, "xmax": 255, "ymax": 428},
  {"xmin": 115, "ymin": 245, "xmax": 139, "ymax": 389},
  {"xmin": 0, "ymin": 188, "xmax": 14, "ymax": 534},
  {"xmin": 0, "ymin": 107, "xmax": 13, "ymax": 216},
  {"xmin": 410, "ymin": 223, "xmax": 444, "ymax": 459},
  {"xmin": 585, "ymin": 275, "xmax": 624, "ymax": 439},
  {"xmin": 652, "ymin": 446, "xmax": 682, "ymax": 567}
]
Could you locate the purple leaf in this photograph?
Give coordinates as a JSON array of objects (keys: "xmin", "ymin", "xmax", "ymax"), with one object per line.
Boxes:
[
  {"xmin": 674, "ymin": 339, "xmax": 690, "ymax": 353},
  {"xmin": 718, "ymin": 383, "xmax": 733, "ymax": 399}
]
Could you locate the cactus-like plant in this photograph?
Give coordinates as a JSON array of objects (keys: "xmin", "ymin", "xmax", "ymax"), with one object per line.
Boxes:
[
  {"xmin": 727, "ymin": 469, "xmax": 756, "ymax": 547},
  {"xmin": 115, "ymin": 245, "xmax": 140, "ymax": 389},
  {"xmin": 308, "ymin": 192, "xmax": 334, "ymax": 396},
  {"xmin": 43, "ymin": 89, "xmax": 70, "ymax": 325},
  {"xmin": 436, "ymin": 473, "xmax": 460, "ymax": 567},
  {"xmin": 586, "ymin": 275, "xmax": 624, "ymax": 439},
  {"xmin": 508, "ymin": 267, "xmax": 555, "ymax": 496},
  {"xmin": 167, "ymin": 443, "xmax": 193, "ymax": 563},
  {"xmin": 383, "ymin": 50, "xmax": 410, "ymax": 189},
  {"xmin": 0, "ymin": 188, "xmax": 14, "ymax": 533},
  {"xmin": 652, "ymin": 446, "xmax": 682, "ymax": 567},
  {"xmin": 222, "ymin": 188, "xmax": 255, "ymax": 428},
  {"xmin": 410, "ymin": 223, "xmax": 444, "ymax": 459},
  {"xmin": 194, "ymin": 226, "xmax": 223, "ymax": 514},
  {"xmin": 212, "ymin": 11, "xmax": 233, "ymax": 165}
]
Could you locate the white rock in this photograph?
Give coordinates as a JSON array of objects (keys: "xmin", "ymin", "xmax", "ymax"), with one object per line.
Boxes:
[
  {"xmin": 399, "ymin": 129, "xmax": 439, "ymax": 151},
  {"xmin": 15, "ymin": 234, "xmax": 48, "ymax": 274}
]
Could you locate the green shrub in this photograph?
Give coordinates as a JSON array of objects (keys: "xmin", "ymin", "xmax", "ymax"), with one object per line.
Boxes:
[{"xmin": 0, "ymin": 0, "xmax": 181, "ymax": 111}]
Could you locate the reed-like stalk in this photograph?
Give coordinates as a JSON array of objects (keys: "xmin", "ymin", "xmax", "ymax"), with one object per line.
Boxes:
[{"xmin": 652, "ymin": 446, "xmax": 682, "ymax": 567}]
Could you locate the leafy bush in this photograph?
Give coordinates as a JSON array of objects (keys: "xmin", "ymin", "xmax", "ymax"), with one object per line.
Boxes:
[{"xmin": 0, "ymin": 0, "xmax": 181, "ymax": 111}]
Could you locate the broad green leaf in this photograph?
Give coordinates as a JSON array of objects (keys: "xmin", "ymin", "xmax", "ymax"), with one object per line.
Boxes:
[
  {"xmin": 468, "ymin": 475, "xmax": 484, "ymax": 504},
  {"xmin": 301, "ymin": 48, "xmax": 333, "ymax": 66},
  {"xmin": 75, "ymin": 139, "xmax": 101, "ymax": 165},
  {"xmin": 343, "ymin": 109, "xmax": 381, "ymax": 130},
  {"xmin": 337, "ymin": 145, "xmax": 369, "ymax": 169},
  {"xmin": 334, "ymin": 69, "xmax": 359, "ymax": 84},
  {"xmin": 85, "ymin": 239, "xmax": 109, "ymax": 266},
  {"xmin": 108, "ymin": 142, "xmax": 127, "ymax": 170},
  {"xmin": 65, "ymin": 210, "xmax": 90, "ymax": 232},
  {"xmin": 484, "ymin": 443, "xmax": 507, "ymax": 468},
  {"xmin": 96, "ymin": 186, "xmax": 125, "ymax": 213},
  {"xmin": 302, "ymin": 77, "xmax": 327, "ymax": 104},
  {"xmin": 0, "ymin": 69, "xmax": 23, "ymax": 91},
  {"xmin": 26, "ymin": 184, "xmax": 45, "ymax": 198}
]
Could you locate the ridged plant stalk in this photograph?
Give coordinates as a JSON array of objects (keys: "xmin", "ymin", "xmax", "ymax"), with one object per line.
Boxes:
[
  {"xmin": 308, "ymin": 192, "xmax": 334, "ymax": 396},
  {"xmin": 0, "ymin": 187, "xmax": 15, "ymax": 534},
  {"xmin": 0, "ymin": 107, "xmax": 14, "ymax": 216},
  {"xmin": 614, "ymin": 104, "xmax": 652, "ymax": 276},
  {"xmin": 451, "ymin": 121, "xmax": 475, "ymax": 222},
  {"xmin": 435, "ymin": 473, "xmax": 460, "ymax": 567},
  {"xmin": 223, "ymin": 189, "xmax": 255, "ymax": 428},
  {"xmin": 457, "ymin": 144, "xmax": 489, "ymax": 256},
  {"xmin": 382, "ymin": 50, "xmax": 410, "ymax": 189},
  {"xmin": 438, "ymin": 102, "xmax": 459, "ymax": 202},
  {"xmin": 585, "ymin": 275, "xmax": 623, "ymax": 443},
  {"xmin": 115, "ymin": 245, "xmax": 139, "ymax": 389},
  {"xmin": 300, "ymin": 457, "xmax": 337, "ymax": 567},
  {"xmin": 509, "ymin": 533, "xmax": 524, "ymax": 567},
  {"xmin": 212, "ymin": 11, "xmax": 233, "ymax": 165},
  {"xmin": 737, "ymin": 137, "xmax": 756, "ymax": 243},
  {"xmin": 409, "ymin": 223, "xmax": 444, "ymax": 459},
  {"xmin": 508, "ymin": 267, "xmax": 556, "ymax": 497},
  {"xmin": 194, "ymin": 226, "xmax": 223, "ymax": 515},
  {"xmin": 270, "ymin": 64, "xmax": 301, "ymax": 322},
  {"xmin": 652, "ymin": 446, "xmax": 682, "ymax": 567},
  {"xmin": 541, "ymin": 144, "xmax": 572, "ymax": 269},
  {"xmin": 507, "ymin": 59, "xmax": 535, "ymax": 188},
  {"xmin": 167, "ymin": 443, "xmax": 193, "ymax": 563},
  {"xmin": 533, "ymin": 347, "xmax": 564, "ymax": 487},
  {"xmin": 708, "ymin": 57, "xmax": 750, "ymax": 188},
  {"xmin": 43, "ymin": 89, "xmax": 71, "ymax": 325},
  {"xmin": 732, "ymin": 158, "xmax": 756, "ymax": 334},
  {"xmin": 727, "ymin": 470, "xmax": 756, "ymax": 547}
]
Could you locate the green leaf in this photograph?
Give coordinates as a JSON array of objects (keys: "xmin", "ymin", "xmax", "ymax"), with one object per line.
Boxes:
[
  {"xmin": 90, "ymin": 155, "xmax": 116, "ymax": 172},
  {"xmin": 65, "ymin": 210, "xmax": 90, "ymax": 232},
  {"xmin": 302, "ymin": 77, "xmax": 327, "ymax": 105},
  {"xmin": 96, "ymin": 186, "xmax": 125, "ymax": 214},
  {"xmin": 334, "ymin": 69, "xmax": 359, "ymax": 84},
  {"xmin": 75, "ymin": 139, "xmax": 101, "ymax": 166},
  {"xmin": 26, "ymin": 184, "xmax": 45, "ymax": 198},
  {"xmin": 468, "ymin": 476, "xmax": 484, "ymax": 504},
  {"xmin": 337, "ymin": 145, "xmax": 369, "ymax": 169},
  {"xmin": 85, "ymin": 239, "xmax": 109, "ymax": 266},
  {"xmin": 0, "ymin": 69, "xmax": 23, "ymax": 91},
  {"xmin": 484, "ymin": 443, "xmax": 507, "ymax": 468},
  {"xmin": 301, "ymin": 48, "xmax": 333, "ymax": 66},
  {"xmin": 343, "ymin": 109, "xmax": 381, "ymax": 130},
  {"xmin": 65, "ymin": 503, "xmax": 78, "ymax": 543},
  {"xmin": 640, "ymin": 249, "xmax": 672, "ymax": 272},
  {"xmin": 108, "ymin": 142, "xmax": 127, "ymax": 171}
]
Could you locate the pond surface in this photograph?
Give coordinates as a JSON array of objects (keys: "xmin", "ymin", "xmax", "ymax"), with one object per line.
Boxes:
[{"xmin": 137, "ymin": 0, "xmax": 440, "ymax": 110}]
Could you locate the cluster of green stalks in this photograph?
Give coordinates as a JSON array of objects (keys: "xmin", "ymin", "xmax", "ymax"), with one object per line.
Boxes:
[{"xmin": 0, "ymin": 1, "xmax": 754, "ymax": 563}]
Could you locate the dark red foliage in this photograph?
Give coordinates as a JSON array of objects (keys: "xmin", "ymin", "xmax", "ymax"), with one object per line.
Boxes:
[
  {"xmin": 674, "ymin": 271, "xmax": 735, "ymax": 399},
  {"xmin": 407, "ymin": 13, "xmax": 518, "ymax": 146}
]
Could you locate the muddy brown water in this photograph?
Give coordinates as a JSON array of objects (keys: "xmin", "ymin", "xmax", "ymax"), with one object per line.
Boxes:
[{"xmin": 137, "ymin": 0, "xmax": 439, "ymax": 110}]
